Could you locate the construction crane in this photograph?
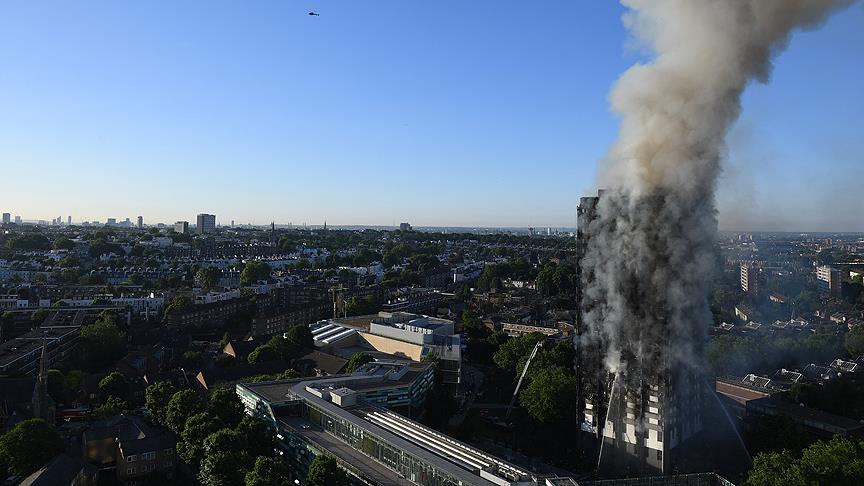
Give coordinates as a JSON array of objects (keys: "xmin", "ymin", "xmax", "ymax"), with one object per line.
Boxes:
[{"xmin": 505, "ymin": 339, "xmax": 545, "ymax": 421}]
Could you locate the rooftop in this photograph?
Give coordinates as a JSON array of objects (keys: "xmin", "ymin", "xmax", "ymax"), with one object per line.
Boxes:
[
  {"xmin": 0, "ymin": 325, "xmax": 81, "ymax": 369},
  {"xmin": 282, "ymin": 378, "xmax": 530, "ymax": 486},
  {"xmin": 748, "ymin": 397, "xmax": 864, "ymax": 435}
]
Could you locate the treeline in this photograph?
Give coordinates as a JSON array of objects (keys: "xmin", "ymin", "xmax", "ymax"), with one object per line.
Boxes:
[
  {"xmin": 145, "ymin": 383, "xmax": 293, "ymax": 486},
  {"xmin": 707, "ymin": 329, "xmax": 850, "ymax": 377}
]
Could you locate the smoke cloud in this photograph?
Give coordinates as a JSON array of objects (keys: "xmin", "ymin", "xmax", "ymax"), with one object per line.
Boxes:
[{"xmin": 582, "ymin": 0, "xmax": 853, "ymax": 380}]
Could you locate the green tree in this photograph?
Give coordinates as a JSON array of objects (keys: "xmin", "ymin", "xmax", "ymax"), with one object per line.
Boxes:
[
  {"xmin": 247, "ymin": 369, "xmax": 300, "ymax": 383},
  {"xmin": 244, "ymin": 456, "xmax": 292, "ymax": 486},
  {"xmin": 706, "ymin": 335, "xmax": 762, "ymax": 376},
  {"xmin": 0, "ymin": 419, "xmax": 64, "ymax": 476},
  {"xmin": 344, "ymin": 296, "xmax": 377, "ymax": 316},
  {"xmin": 209, "ymin": 387, "xmax": 245, "ymax": 428},
  {"xmin": 305, "ymin": 455, "xmax": 349, "ymax": 486},
  {"xmin": 145, "ymin": 382, "xmax": 178, "ymax": 426},
  {"xmin": 203, "ymin": 428, "xmax": 248, "ymax": 459},
  {"xmin": 240, "ymin": 261, "xmax": 271, "ymax": 286},
  {"xmin": 164, "ymin": 295, "xmax": 193, "ymax": 316},
  {"xmin": 196, "ymin": 267, "xmax": 221, "ymax": 291},
  {"xmin": 47, "ymin": 369, "xmax": 66, "ymax": 402},
  {"xmin": 52, "ymin": 236, "xmax": 75, "ymax": 250},
  {"xmin": 183, "ymin": 350, "xmax": 203, "ymax": 368},
  {"xmin": 285, "ymin": 324, "xmax": 313, "ymax": 351},
  {"xmin": 7, "ymin": 233, "xmax": 51, "ymax": 251},
  {"xmin": 266, "ymin": 335, "xmax": 298, "ymax": 360},
  {"xmin": 98, "ymin": 371, "xmax": 129, "ymax": 400},
  {"xmin": 845, "ymin": 325, "xmax": 864, "ymax": 357},
  {"xmin": 199, "ymin": 451, "xmax": 246, "ymax": 486},
  {"xmin": 518, "ymin": 366, "xmax": 577, "ymax": 424},
  {"xmin": 178, "ymin": 413, "xmax": 224, "ymax": 466},
  {"xmin": 746, "ymin": 450, "xmax": 796, "ymax": 486},
  {"xmin": 166, "ymin": 389, "xmax": 205, "ymax": 433},
  {"xmin": 247, "ymin": 345, "xmax": 278, "ymax": 364},
  {"xmin": 516, "ymin": 339, "xmax": 575, "ymax": 380},
  {"xmin": 58, "ymin": 255, "xmax": 79, "ymax": 268},
  {"xmin": 493, "ymin": 333, "xmax": 544, "ymax": 373},
  {"xmin": 94, "ymin": 395, "xmax": 129, "ymax": 417},
  {"xmin": 344, "ymin": 353, "xmax": 374, "ymax": 373},
  {"xmin": 65, "ymin": 370, "xmax": 83, "ymax": 393},
  {"xmin": 746, "ymin": 436, "xmax": 864, "ymax": 486},
  {"xmin": 236, "ymin": 415, "xmax": 275, "ymax": 460},
  {"xmin": 78, "ymin": 313, "xmax": 125, "ymax": 370},
  {"xmin": 790, "ymin": 290, "xmax": 817, "ymax": 316},
  {"xmin": 461, "ymin": 310, "xmax": 487, "ymax": 340}
]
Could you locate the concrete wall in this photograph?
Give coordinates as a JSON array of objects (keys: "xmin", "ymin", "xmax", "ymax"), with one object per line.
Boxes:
[{"xmin": 358, "ymin": 332, "xmax": 423, "ymax": 361}]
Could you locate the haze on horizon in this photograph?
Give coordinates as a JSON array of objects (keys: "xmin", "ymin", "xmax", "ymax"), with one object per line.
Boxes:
[{"xmin": 0, "ymin": 1, "xmax": 861, "ymax": 232}]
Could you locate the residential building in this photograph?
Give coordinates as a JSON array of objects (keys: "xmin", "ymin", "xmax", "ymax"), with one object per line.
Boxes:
[
  {"xmin": 1, "ymin": 213, "xmax": 10, "ymax": 225},
  {"xmin": 83, "ymin": 415, "xmax": 177, "ymax": 484},
  {"xmin": 382, "ymin": 288, "xmax": 443, "ymax": 315},
  {"xmin": 768, "ymin": 293, "xmax": 786, "ymax": 304},
  {"xmin": 222, "ymin": 337, "xmax": 268, "ymax": 361},
  {"xmin": 740, "ymin": 263, "xmax": 758, "ymax": 294},
  {"xmin": 137, "ymin": 216, "xmax": 143, "ymax": 229},
  {"xmin": 106, "ymin": 218, "xmax": 117, "ymax": 226},
  {"xmin": 816, "ymin": 265, "xmax": 842, "ymax": 296},
  {"xmin": 164, "ymin": 296, "xmax": 254, "ymax": 328},
  {"xmin": 173, "ymin": 221, "xmax": 189, "ymax": 234},
  {"xmin": 250, "ymin": 300, "xmax": 331, "ymax": 337},
  {"xmin": 422, "ymin": 266, "xmax": 452, "ymax": 289},
  {"xmin": 574, "ymin": 192, "xmax": 745, "ymax": 478},
  {"xmin": 830, "ymin": 358, "xmax": 860, "ymax": 373},
  {"xmin": 502, "ymin": 322, "xmax": 561, "ymax": 337},
  {"xmin": 18, "ymin": 454, "xmax": 92, "ymax": 485},
  {"xmin": 399, "ymin": 222, "xmax": 412, "ymax": 231},
  {"xmin": 196, "ymin": 213, "xmax": 216, "ymax": 234},
  {"xmin": 734, "ymin": 305, "xmax": 753, "ymax": 322}
]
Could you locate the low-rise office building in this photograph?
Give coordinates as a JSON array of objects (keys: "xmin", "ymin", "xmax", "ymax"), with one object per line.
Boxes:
[
  {"xmin": 235, "ymin": 360, "xmax": 534, "ymax": 486},
  {"xmin": 310, "ymin": 312, "xmax": 462, "ymax": 392}
]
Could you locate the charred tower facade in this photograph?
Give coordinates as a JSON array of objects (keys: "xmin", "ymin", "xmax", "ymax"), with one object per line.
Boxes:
[{"xmin": 577, "ymin": 190, "xmax": 706, "ymax": 477}]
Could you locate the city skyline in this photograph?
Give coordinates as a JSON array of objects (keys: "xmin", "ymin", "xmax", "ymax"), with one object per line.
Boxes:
[{"xmin": 1, "ymin": 1, "xmax": 862, "ymax": 230}]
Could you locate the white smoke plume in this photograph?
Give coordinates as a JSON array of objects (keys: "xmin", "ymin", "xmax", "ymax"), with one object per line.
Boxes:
[{"xmin": 582, "ymin": 0, "xmax": 854, "ymax": 381}]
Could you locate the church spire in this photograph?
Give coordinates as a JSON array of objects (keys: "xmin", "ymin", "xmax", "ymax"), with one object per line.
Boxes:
[{"xmin": 32, "ymin": 337, "xmax": 55, "ymax": 423}]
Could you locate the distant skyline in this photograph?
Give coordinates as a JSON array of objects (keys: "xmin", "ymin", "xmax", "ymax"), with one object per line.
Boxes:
[{"xmin": 1, "ymin": 1, "xmax": 862, "ymax": 231}]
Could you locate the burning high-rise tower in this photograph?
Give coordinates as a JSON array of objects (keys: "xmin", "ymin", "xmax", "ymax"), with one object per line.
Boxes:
[
  {"xmin": 577, "ymin": 191, "xmax": 707, "ymax": 476},
  {"xmin": 576, "ymin": 0, "xmax": 853, "ymax": 478}
]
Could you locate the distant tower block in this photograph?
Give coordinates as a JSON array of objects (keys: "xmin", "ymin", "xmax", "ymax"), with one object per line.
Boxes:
[{"xmin": 196, "ymin": 213, "xmax": 216, "ymax": 234}]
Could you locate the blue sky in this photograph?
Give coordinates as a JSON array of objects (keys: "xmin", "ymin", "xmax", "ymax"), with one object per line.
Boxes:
[{"xmin": 0, "ymin": 1, "xmax": 861, "ymax": 230}]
